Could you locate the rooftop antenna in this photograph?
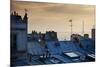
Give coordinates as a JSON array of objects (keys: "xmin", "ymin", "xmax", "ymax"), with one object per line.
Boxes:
[
  {"xmin": 82, "ymin": 20, "xmax": 84, "ymax": 35},
  {"xmin": 93, "ymin": 25, "xmax": 95, "ymax": 29},
  {"xmin": 47, "ymin": 25, "xmax": 50, "ymax": 31},
  {"xmin": 24, "ymin": 9, "xmax": 28, "ymax": 13},
  {"xmin": 69, "ymin": 19, "xmax": 72, "ymax": 35}
]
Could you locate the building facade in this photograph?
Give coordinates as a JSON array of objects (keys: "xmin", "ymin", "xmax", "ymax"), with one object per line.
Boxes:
[
  {"xmin": 11, "ymin": 11, "xmax": 28, "ymax": 52},
  {"xmin": 11, "ymin": 11, "xmax": 28, "ymax": 66}
]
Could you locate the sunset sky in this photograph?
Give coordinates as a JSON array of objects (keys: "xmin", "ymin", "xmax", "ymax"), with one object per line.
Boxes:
[{"xmin": 11, "ymin": 1, "xmax": 95, "ymax": 40}]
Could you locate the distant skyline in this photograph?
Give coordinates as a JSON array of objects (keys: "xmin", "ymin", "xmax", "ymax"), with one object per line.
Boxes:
[{"xmin": 11, "ymin": 1, "xmax": 95, "ymax": 40}]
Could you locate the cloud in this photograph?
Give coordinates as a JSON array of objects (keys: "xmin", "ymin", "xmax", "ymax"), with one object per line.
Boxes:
[
  {"xmin": 11, "ymin": 1, "xmax": 95, "ymax": 40},
  {"xmin": 11, "ymin": 1, "xmax": 95, "ymax": 15}
]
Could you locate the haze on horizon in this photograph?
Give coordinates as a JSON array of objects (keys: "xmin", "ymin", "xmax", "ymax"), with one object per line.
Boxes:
[{"xmin": 11, "ymin": 1, "xmax": 95, "ymax": 40}]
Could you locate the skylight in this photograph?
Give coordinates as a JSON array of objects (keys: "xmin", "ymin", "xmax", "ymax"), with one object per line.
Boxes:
[{"xmin": 64, "ymin": 52, "xmax": 79, "ymax": 57}]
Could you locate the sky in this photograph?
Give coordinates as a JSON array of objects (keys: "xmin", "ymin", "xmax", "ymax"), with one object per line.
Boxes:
[{"xmin": 11, "ymin": 1, "xmax": 95, "ymax": 40}]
